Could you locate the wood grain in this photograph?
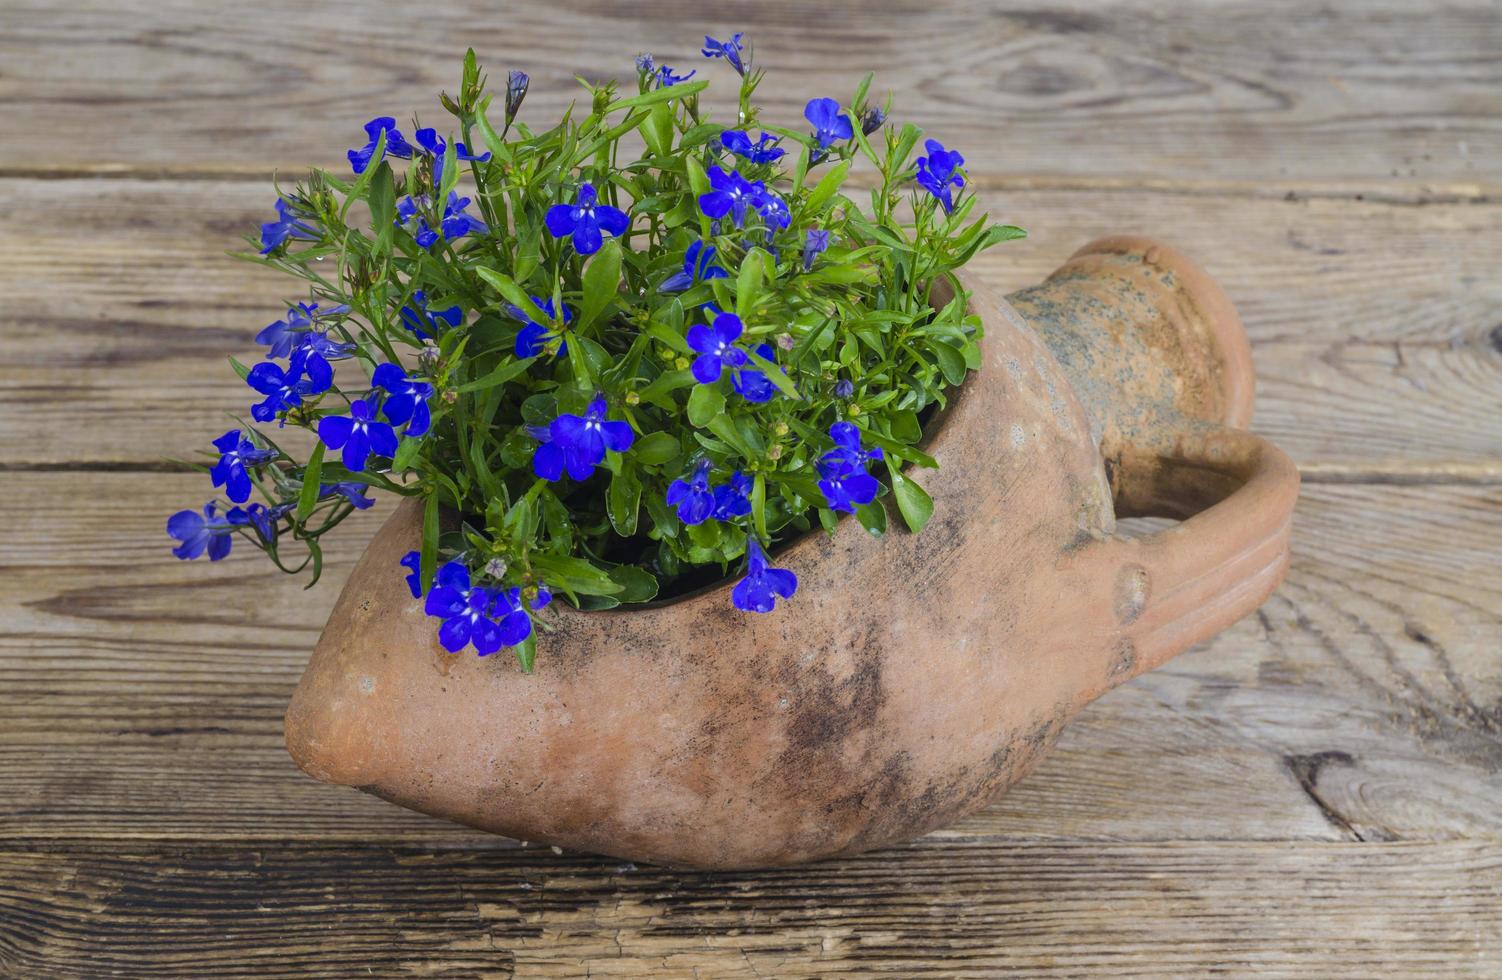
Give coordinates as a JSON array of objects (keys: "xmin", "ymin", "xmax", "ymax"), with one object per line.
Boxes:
[
  {"xmin": 3, "ymin": 0, "xmax": 1500, "ymax": 184},
  {"xmin": 1, "ymin": 840, "xmax": 1498, "ymax": 978},
  {"xmin": 2, "ymin": 177, "xmax": 1500, "ymax": 473},
  {"xmin": 2, "ymin": 473, "xmax": 1499, "ymax": 847}
]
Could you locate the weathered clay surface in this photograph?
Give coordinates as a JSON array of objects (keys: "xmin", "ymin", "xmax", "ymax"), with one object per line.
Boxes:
[{"xmin": 285, "ymin": 238, "xmax": 1300, "ymax": 869}]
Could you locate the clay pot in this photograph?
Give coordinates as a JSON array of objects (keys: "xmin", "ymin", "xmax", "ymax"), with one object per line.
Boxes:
[{"xmin": 285, "ymin": 237, "xmax": 1299, "ymax": 869}]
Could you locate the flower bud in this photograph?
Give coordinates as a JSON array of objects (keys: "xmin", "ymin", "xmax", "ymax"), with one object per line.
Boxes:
[
  {"xmin": 773, "ymin": 421, "xmax": 789, "ymax": 436},
  {"xmin": 775, "ymin": 332, "xmax": 795, "ymax": 350},
  {"xmin": 848, "ymin": 403, "xmax": 863, "ymax": 416},
  {"xmin": 418, "ymin": 341, "xmax": 442, "ymax": 373},
  {"xmin": 767, "ymin": 444, "xmax": 784, "ymax": 461},
  {"xmin": 442, "ymin": 388, "xmax": 459, "ymax": 405},
  {"xmin": 834, "ymin": 379, "xmax": 855, "ymax": 399},
  {"xmin": 860, "ymin": 106, "xmax": 887, "ymax": 136},
  {"xmin": 625, "ymin": 390, "xmax": 641, "ymax": 406},
  {"xmin": 505, "ymin": 71, "xmax": 529, "ymax": 124},
  {"xmin": 674, "ymin": 356, "xmax": 691, "ymax": 371},
  {"xmin": 484, "ymin": 557, "xmax": 509, "ymax": 579}
]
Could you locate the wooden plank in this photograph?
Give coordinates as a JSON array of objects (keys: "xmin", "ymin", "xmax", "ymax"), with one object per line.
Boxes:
[
  {"xmin": 1, "ymin": 840, "xmax": 1497, "ymax": 977},
  {"xmin": 3, "ymin": 1, "xmax": 1500, "ymax": 183},
  {"xmin": 2, "ymin": 473, "xmax": 1500, "ymax": 846},
  {"xmin": 1, "ymin": 178, "xmax": 1500, "ymax": 473}
]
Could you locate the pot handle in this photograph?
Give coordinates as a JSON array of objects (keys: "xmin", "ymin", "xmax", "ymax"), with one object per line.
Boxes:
[{"xmin": 1092, "ymin": 422, "xmax": 1300, "ymax": 683}]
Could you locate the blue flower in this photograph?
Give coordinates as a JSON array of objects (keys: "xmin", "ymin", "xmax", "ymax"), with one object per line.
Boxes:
[
  {"xmin": 400, "ymin": 290, "xmax": 463, "ymax": 339},
  {"xmin": 506, "ymin": 297, "xmax": 573, "ymax": 358},
  {"xmin": 698, "ymin": 166, "xmax": 764, "ymax": 228},
  {"xmin": 754, "ymin": 192, "xmax": 790, "ymax": 243},
  {"xmin": 489, "ymin": 588, "xmax": 537, "ymax": 646},
  {"xmin": 399, "ymin": 192, "xmax": 487, "ymax": 248},
  {"xmin": 834, "ymin": 378, "xmax": 855, "ymax": 400},
  {"xmin": 732, "ymin": 539, "xmax": 797, "ymax": 613},
  {"xmin": 666, "ymin": 459, "xmax": 715, "ymax": 525},
  {"xmin": 731, "ymin": 343, "xmax": 778, "ymax": 403},
  {"xmin": 701, "ymin": 33, "xmax": 749, "ymax": 75},
  {"xmin": 817, "ymin": 459, "xmax": 881, "ymax": 514},
  {"xmin": 413, "ymin": 127, "xmax": 491, "ymax": 187},
  {"xmin": 659, "ymin": 240, "xmax": 729, "ymax": 293},
  {"xmin": 505, "ymin": 71, "xmax": 529, "ymax": 123},
  {"xmin": 721, "ymin": 130, "xmax": 784, "ymax": 165},
  {"xmin": 804, "ymin": 98, "xmax": 853, "ymax": 150},
  {"xmin": 400, "ymin": 550, "xmax": 423, "ymax": 598},
  {"xmin": 803, "ymin": 228, "xmax": 831, "ymax": 271},
  {"xmin": 259, "ymin": 199, "xmax": 318, "ymax": 254},
  {"xmin": 635, "ymin": 53, "xmax": 655, "ymax": 74},
  {"xmin": 246, "ymin": 350, "xmax": 333, "ymax": 423},
  {"xmin": 545, "ymin": 182, "xmax": 630, "ymax": 256},
  {"xmin": 860, "ymin": 106, "xmax": 887, "ymax": 136},
  {"xmin": 227, "ymin": 501, "xmax": 291, "ymax": 542},
  {"xmin": 914, "ymin": 138, "xmax": 966, "ymax": 213},
  {"xmin": 424, "ymin": 561, "xmax": 513, "ymax": 655},
  {"xmin": 166, "ymin": 503, "xmax": 237, "ymax": 561},
  {"xmin": 817, "ymin": 421, "xmax": 883, "ymax": 513},
  {"xmin": 347, "ymin": 117, "xmax": 415, "ymax": 174},
  {"xmin": 372, "ymin": 362, "xmax": 434, "ymax": 437},
  {"xmin": 210, "ymin": 429, "xmax": 277, "ymax": 503},
  {"xmin": 528, "ymin": 584, "xmax": 553, "ymax": 609},
  {"xmin": 255, "ymin": 302, "xmax": 352, "ymax": 360},
  {"xmin": 532, "ymin": 395, "xmax": 635, "ymax": 482},
  {"xmin": 686, "ymin": 311, "xmax": 748, "ymax": 384},
  {"xmin": 657, "ymin": 65, "xmax": 696, "ymax": 87},
  {"xmin": 317, "ymin": 398, "xmax": 399, "ymax": 472},
  {"xmin": 821, "ymin": 420, "xmax": 885, "ymax": 469},
  {"xmin": 320, "ymin": 482, "xmax": 375, "ymax": 509},
  {"xmin": 712, "ymin": 470, "xmax": 753, "ymax": 521}
]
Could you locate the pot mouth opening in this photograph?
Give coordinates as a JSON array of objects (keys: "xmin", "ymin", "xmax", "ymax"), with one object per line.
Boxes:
[{"xmin": 607, "ymin": 277, "xmax": 977, "ymax": 614}]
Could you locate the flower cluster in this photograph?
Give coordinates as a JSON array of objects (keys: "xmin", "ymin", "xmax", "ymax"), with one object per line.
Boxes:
[{"xmin": 169, "ymin": 36, "xmax": 1022, "ymax": 670}]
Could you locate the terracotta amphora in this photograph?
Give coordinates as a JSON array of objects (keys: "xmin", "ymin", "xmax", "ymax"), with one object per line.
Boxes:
[{"xmin": 284, "ymin": 236, "xmax": 1299, "ymax": 869}]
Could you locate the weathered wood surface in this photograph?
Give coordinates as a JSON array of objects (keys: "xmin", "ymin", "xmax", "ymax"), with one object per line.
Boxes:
[
  {"xmin": 3, "ymin": 841, "xmax": 1499, "ymax": 978},
  {"xmin": 4, "ymin": 1, "xmax": 1502, "ymax": 975},
  {"xmin": 3, "ymin": 177, "xmax": 1500, "ymax": 474},
  {"xmin": 3, "ymin": 476, "xmax": 1499, "ymax": 849},
  {"xmin": 2, "ymin": 0, "xmax": 1500, "ymax": 184}
]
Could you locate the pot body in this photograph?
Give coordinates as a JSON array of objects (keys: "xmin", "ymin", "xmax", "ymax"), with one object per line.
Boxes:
[{"xmin": 285, "ymin": 238, "xmax": 1298, "ymax": 869}]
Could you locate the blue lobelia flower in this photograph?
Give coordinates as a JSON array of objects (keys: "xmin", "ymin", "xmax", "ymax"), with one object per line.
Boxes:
[
  {"xmin": 320, "ymin": 482, "xmax": 375, "ymax": 509},
  {"xmin": 399, "ymin": 290, "xmax": 463, "ymax": 340},
  {"xmin": 347, "ymin": 117, "xmax": 415, "ymax": 174},
  {"xmin": 400, "ymin": 550, "xmax": 423, "ymax": 597},
  {"xmin": 659, "ymin": 240, "xmax": 729, "ymax": 293},
  {"xmin": 731, "ymin": 343, "xmax": 778, "ymax": 403},
  {"xmin": 701, "ymin": 33, "xmax": 749, "ymax": 75},
  {"xmin": 317, "ymin": 398, "xmax": 399, "ymax": 472},
  {"xmin": 545, "ymin": 183, "xmax": 630, "ymax": 256},
  {"xmin": 210, "ymin": 429, "xmax": 277, "ymax": 503},
  {"xmin": 635, "ymin": 53, "xmax": 655, "ymax": 74},
  {"xmin": 259, "ymin": 198, "xmax": 318, "ymax": 254},
  {"xmin": 255, "ymin": 302, "xmax": 351, "ymax": 360},
  {"xmin": 424, "ymin": 561, "xmax": 509, "ymax": 655},
  {"xmin": 505, "ymin": 71, "xmax": 529, "ymax": 124},
  {"xmin": 506, "ymin": 297, "xmax": 573, "ymax": 358},
  {"xmin": 372, "ymin": 362, "xmax": 434, "ymax": 437},
  {"xmin": 821, "ymin": 420, "xmax": 885, "ymax": 469},
  {"xmin": 413, "ymin": 128, "xmax": 492, "ymax": 187},
  {"xmin": 914, "ymin": 138, "xmax": 966, "ymax": 213},
  {"xmin": 686, "ymin": 311, "xmax": 749, "ymax": 384},
  {"xmin": 528, "ymin": 584, "xmax": 553, "ymax": 610},
  {"xmin": 721, "ymin": 130, "xmax": 784, "ymax": 165},
  {"xmin": 227, "ymin": 501, "xmax": 291, "ymax": 542},
  {"xmin": 754, "ymin": 192, "xmax": 790, "ymax": 240},
  {"xmin": 804, "ymin": 98, "xmax": 854, "ymax": 150},
  {"xmin": 532, "ymin": 395, "xmax": 635, "ymax": 482},
  {"xmin": 698, "ymin": 166, "xmax": 764, "ymax": 229},
  {"xmin": 803, "ymin": 228, "xmax": 831, "ymax": 272},
  {"xmin": 732, "ymin": 539, "xmax": 797, "ymax": 613},
  {"xmin": 489, "ymin": 588, "xmax": 537, "ymax": 646},
  {"xmin": 435, "ymin": 191, "xmax": 488, "ymax": 246},
  {"xmin": 712, "ymin": 470, "xmax": 753, "ymax": 520},
  {"xmin": 657, "ymin": 64, "xmax": 696, "ymax": 87},
  {"xmin": 666, "ymin": 459, "xmax": 716, "ymax": 525},
  {"xmin": 817, "ymin": 458, "xmax": 881, "ymax": 514},
  {"xmin": 247, "ymin": 349, "xmax": 333, "ymax": 423},
  {"xmin": 166, "ymin": 503, "xmax": 238, "ymax": 561}
]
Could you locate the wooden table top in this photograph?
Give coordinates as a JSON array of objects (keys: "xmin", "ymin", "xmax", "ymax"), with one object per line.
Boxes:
[{"xmin": 2, "ymin": 2, "xmax": 1499, "ymax": 976}]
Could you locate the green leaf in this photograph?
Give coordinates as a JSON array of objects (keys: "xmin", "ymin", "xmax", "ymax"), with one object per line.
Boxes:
[
  {"xmin": 532, "ymin": 555, "xmax": 623, "ymax": 596},
  {"xmin": 369, "ymin": 161, "xmax": 396, "ymax": 252},
  {"xmin": 296, "ymin": 442, "xmax": 325, "ymax": 521},
  {"xmin": 633, "ymin": 431, "xmax": 681, "ymax": 465},
  {"xmin": 744, "ymin": 347, "xmax": 801, "ymax": 400},
  {"xmin": 606, "ymin": 563, "xmax": 659, "ymax": 603},
  {"xmin": 706, "ymin": 413, "xmax": 754, "ymax": 457},
  {"xmin": 735, "ymin": 246, "xmax": 766, "ymax": 321},
  {"xmin": 607, "ymin": 466, "xmax": 642, "ymax": 536},
  {"xmin": 514, "ymin": 634, "xmax": 536, "ymax": 674},
  {"xmin": 475, "ymin": 267, "xmax": 547, "ymax": 323},
  {"xmin": 421, "ymin": 490, "xmax": 440, "ymax": 593},
  {"xmin": 457, "ymin": 355, "xmax": 536, "ymax": 393},
  {"xmin": 229, "ymin": 355, "xmax": 253, "ymax": 381},
  {"xmin": 855, "ymin": 499, "xmax": 887, "ymax": 537},
  {"xmin": 752, "ymin": 473, "xmax": 767, "ymax": 538},
  {"xmin": 887, "ymin": 459, "xmax": 935, "ymax": 533},
  {"xmin": 686, "ymin": 383, "xmax": 725, "ymax": 427},
  {"xmin": 578, "ymin": 240, "xmax": 622, "ymax": 332},
  {"xmin": 804, "ymin": 159, "xmax": 851, "ymax": 213},
  {"xmin": 608, "ymin": 79, "xmax": 708, "ymax": 110},
  {"xmin": 931, "ymin": 341, "xmax": 968, "ymax": 385}
]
